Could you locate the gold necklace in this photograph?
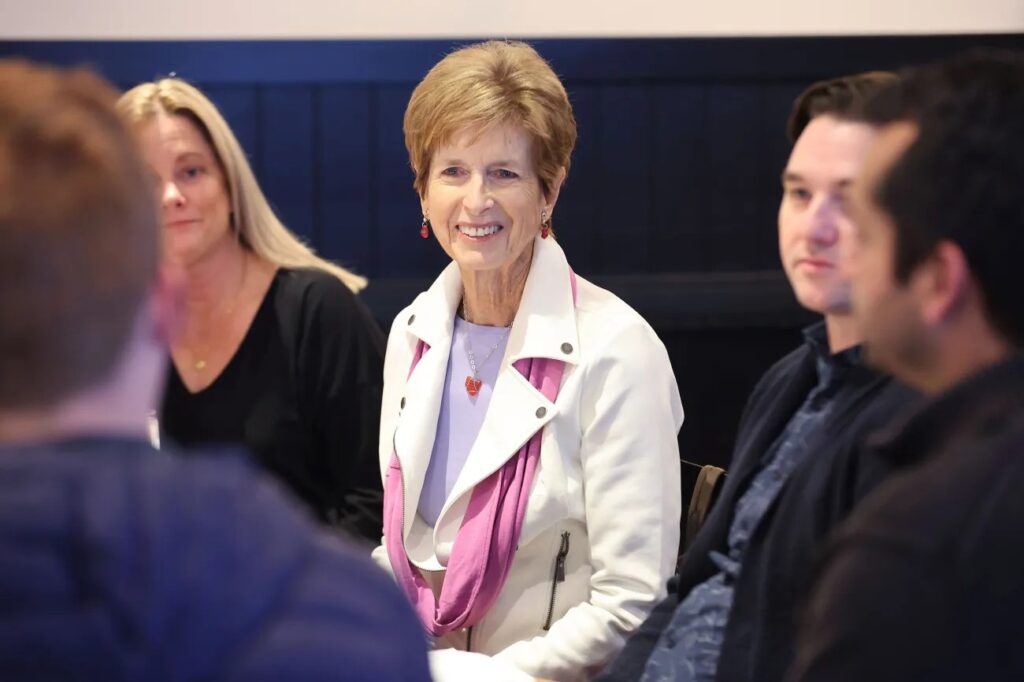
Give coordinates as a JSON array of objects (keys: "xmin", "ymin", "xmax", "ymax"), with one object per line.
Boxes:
[{"xmin": 187, "ymin": 256, "xmax": 249, "ymax": 371}]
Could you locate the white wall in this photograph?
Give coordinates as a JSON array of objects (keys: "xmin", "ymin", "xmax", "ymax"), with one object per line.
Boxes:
[{"xmin": 3, "ymin": 0, "xmax": 1022, "ymax": 39}]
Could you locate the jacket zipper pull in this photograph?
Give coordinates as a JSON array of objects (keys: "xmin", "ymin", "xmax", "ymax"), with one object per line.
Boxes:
[
  {"xmin": 543, "ymin": 531, "xmax": 572, "ymax": 631},
  {"xmin": 554, "ymin": 531, "xmax": 570, "ymax": 582}
]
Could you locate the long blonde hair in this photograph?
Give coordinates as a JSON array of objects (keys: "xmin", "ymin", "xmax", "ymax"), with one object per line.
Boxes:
[{"xmin": 118, "ymin": 78, "xmax": 367, "ymax": 292}]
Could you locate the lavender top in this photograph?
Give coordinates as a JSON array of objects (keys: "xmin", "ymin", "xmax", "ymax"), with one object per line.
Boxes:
[{"xmin": 417, "ymin": 317, "xmax": 512, "ymax": 526}]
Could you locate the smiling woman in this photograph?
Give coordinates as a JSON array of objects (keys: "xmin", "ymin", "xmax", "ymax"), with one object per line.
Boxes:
[
  {"xmin": 116, "ymin": 79, "xmax": 387, "ymax": 542},
  {"xmin": 422, "ymin": 123, "xmax": 556, "ymax": 322},
  {"xmin": 372, "ymin": 40, "xmax": 685, "ymax": 682}
]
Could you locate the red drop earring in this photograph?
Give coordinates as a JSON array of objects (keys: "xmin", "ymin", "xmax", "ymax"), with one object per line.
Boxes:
[
  {"xmin": 540, "ymin": 210, "xmax": 550, "ymax": 239},
  {"xmin": 420, "ymin": 216, "xmax": 430, "ymax": 239}
]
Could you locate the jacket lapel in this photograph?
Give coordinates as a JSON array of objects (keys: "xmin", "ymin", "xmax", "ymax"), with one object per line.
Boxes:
[
  {"xmin": 728, "ymin": 346, "xmax": 818, "ymax": 492},
  {"xmin": 392, "ymin": 260, "xmax": 462, "ymax": 542},
  {"xmin": 440, "ymin": 363, "xmax": 560, "ymax": 516},
  {"xmin": 822, "ymin": 364, "xmax": 889, "ymax": 433}
]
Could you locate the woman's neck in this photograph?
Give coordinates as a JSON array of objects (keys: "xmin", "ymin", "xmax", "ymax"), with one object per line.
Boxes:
[
  {"xmin": 459, "ymin": 246, "xmax": 533, "ymax": 327},
  {"xmin": 180, "ymin": 240, "xmax": 250, "ymax": 318}
]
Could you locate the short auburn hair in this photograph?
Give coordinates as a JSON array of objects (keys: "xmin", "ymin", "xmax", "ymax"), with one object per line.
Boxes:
[
  {"xmin": 0, "ymin": 60, "xmax": 158, "ymax": 408},
  {"xmin": 404, "ymin": 40, "xmax": 577, "ymax": 200},
  {"xmin": 787, "ymin": 71, "xmax": 899, "ymax": 142}
]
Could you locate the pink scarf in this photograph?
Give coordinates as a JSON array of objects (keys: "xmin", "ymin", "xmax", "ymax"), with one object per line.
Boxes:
[{"xmin": 383, "ymin": 272, "xmax": 577, "ymax": 636}]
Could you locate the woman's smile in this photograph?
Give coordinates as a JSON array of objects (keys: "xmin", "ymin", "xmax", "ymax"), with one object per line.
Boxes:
[{"xmin": 456, "ymin": 222, "xmax": 505, "ymax": 239}]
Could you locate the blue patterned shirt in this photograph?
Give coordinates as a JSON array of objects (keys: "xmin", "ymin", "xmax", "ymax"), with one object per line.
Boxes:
[{"xmin": 641, "ymin": 324, "xmax": 859, "ymax": 682}]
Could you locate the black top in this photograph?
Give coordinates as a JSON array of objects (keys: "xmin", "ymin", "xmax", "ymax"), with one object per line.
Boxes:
[
  {"xmin": 598, "ymin": 323, "xmax": 918, "ymax": 682},
  {"xmin": 791, "ymin": 353, "xmax": 1024, "ymax": 682},
  {"xmin": 161, "ymin": 267, "xmax": 386, "ymax": 542}
]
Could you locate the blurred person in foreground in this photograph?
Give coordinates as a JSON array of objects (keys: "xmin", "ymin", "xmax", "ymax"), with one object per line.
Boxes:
[
  {"xmin": 117, "ymin": 78, "xmax": 385, "ymax": 541},
  {"xmin": 791, "ymin": 49, "xmax": 1024, "ymax": 682},
  {"xmin": 0, "ymin": 59, "xmax": 429, "ymax": 681},
  {"xmin": 374, "ymin": 40, "xmax": 684, "ymax": 682}
]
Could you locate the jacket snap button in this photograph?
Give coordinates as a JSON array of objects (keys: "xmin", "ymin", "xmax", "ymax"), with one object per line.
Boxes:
[
  {"xmin": 535, "ymin": 406, "xmax": 547, "ymax": 418},
  {"xmin": 400, "ymin": 397, "xmax": 406, "ymax": 409},
  {"xmin": 560, "ymin": 342, "xmax": 573, "ymax": 354},
  {"xmin": 408, "ymin": 314, "xmax": 416, "ymax": 325}
]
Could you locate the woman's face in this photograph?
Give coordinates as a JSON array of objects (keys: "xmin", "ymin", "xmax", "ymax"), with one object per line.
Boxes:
[
  {"xmin": 421, "ymin": 123, "xmax": 559, "ymax": 277},
  {"xmin": 137, "ymin": 113, "xmax": 233, "ymax": 269}
]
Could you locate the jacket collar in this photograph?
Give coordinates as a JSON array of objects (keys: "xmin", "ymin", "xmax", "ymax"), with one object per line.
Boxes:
[
  {"xmin": 869, "ymin": 352, "xmax": 1024, "ymax": 468},
  {"xmin": 714, "ymin": 331, "xmax": 887, "ymax": 535},
  {"xmin": 404, "ymin": 235, "xmax": 580, "ymax": 368}
]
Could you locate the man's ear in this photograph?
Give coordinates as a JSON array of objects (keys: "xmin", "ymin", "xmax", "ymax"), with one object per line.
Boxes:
[
  {"xmin": 916, "ymin": 240, "xmax": 971, "ymax": 327},
  {"xmin": 149, "ymin": 264, "xmax": 185, "ymax": 346}
]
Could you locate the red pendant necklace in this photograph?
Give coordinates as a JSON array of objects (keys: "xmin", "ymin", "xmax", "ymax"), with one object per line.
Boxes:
[{"xmin": 461, "ymin": 302, "xmax": 511, "ymax": 397}]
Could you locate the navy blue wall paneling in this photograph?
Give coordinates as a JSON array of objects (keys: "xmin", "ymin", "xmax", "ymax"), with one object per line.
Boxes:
[
  {"xmin": 598, "ymin": 86, "xmax": 654, "ymax": 273},
  {"xmin": 652, "ymin": 85, "xmax": 707, "ymax": 272},
  {"xmin": 260, "ymin": 86, "xmax": 316, "ymax": 244},
  {"xmin": 318, "ymin": 85, "xmax": 373, "ymax": 272},
  {"xmin": 374, "ymin": 84, "xmax": 442, "ymax": 277},
  {"xmin": 4, "ymin": 35, "xmax": 1022, "ymax": 286},
  {"xmin": 707, "ymin": 85, "xmax": 767, "ymax": 270}
]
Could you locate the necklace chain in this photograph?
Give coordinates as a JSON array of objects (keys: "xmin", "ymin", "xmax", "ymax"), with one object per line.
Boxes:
[
  {"xmin": 460, "ymin": 297, "xmax": 510, "ymax": 397},
  {"xmin": 188, "ymin": 255, "xmax": 250, "ymax": 371},
  {"xmin": 464, "ymin": 330, "xmax": 509, "ymax": 378}
]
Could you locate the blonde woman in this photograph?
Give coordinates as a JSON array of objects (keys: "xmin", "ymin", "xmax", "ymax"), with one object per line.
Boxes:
[
  {"xmin": 118, "ymin": 79, "xmax": 385, "ymax": 542},
  {"xmin": 374, "ymin": 41, "xmax": 684, "ymax": 681}
]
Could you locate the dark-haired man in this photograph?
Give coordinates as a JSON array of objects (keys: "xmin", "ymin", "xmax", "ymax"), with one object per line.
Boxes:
[
  {"xmin": 598, "ymin": 72, "xmax": 917, "ymax": 682},
  {"xmin": 0, "ymin": 59, "xmax": 429, "ymax": 681},
  {"xmin": 792, "ymin": 49, "xmax": 1024, "ymax": 682}
]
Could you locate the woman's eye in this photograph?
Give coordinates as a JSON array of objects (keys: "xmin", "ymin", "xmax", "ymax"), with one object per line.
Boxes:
[
  {"xmin": 788, "ymin": 188, "xmax": 811, "ymax": 202},
  {"xmin": 440, "ymin": 167, "xmax": 463, "ymax": 177},
  {"xmin": 493, "ymin": 169, "xmax": 519, "ymax": 179},
  {"xmin": 181, "ymin": 166, "xmax": 202, "ymax": 180}
]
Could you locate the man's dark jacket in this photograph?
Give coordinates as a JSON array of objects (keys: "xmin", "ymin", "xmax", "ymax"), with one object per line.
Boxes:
[
  {"xmin": 598, "ymin": 335, "xmax": 918, "ymax": 682},
  {"xmin": 792, "ymin": 353, "xmax": 1024, "ymax": 682}
]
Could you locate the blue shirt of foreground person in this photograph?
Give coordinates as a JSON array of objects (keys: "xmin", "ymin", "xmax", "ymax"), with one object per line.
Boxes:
[{"xmin": 0, "ymin": 59, "xmax": 429, "ymax": 682}]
